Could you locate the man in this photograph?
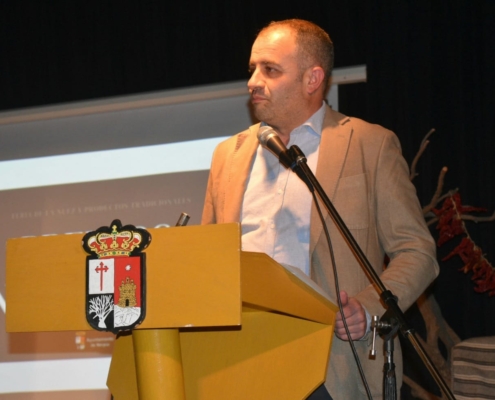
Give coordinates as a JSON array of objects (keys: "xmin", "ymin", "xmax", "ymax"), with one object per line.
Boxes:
[{"xmin": 202, "ymin": 19, "xmax": 438, "ymax": 399}]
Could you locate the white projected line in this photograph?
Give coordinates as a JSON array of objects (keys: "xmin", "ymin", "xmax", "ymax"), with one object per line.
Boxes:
[
  {"xmin": 0, "ymin": 292, "xmax": 5, "ymax": 314},
  {"xmin": 0, "ymin": 358, "xmax": 111, "ymax": 393},
  {"xmin": 0, "ymin": 136, "xmax": 229, "ymax": 191}
]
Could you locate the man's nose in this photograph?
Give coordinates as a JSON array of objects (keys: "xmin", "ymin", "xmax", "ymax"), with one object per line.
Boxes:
[{"xmin": 247, "ymin": 68, "xmax": 262, "ymax": 91}]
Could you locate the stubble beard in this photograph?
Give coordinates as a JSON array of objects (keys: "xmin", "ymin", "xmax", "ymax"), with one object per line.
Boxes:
[
  {"xmin": 253, "ymin": 98, "xmax": 297, "ymax": 133},
  {"xmin": 252, "ymin": 102, "xmax": 275, "ymax": 126}
]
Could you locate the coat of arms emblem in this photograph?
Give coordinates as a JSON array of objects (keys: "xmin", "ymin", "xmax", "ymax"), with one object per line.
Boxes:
[{"xmin": 82, "ymin": 220, "xmax": 151, "ymax": 333}]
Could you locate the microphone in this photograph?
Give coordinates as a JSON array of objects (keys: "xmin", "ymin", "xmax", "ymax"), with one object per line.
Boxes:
[{"xmin": 256, "ymin": 126, "xmax": 294, "ymax": 169}]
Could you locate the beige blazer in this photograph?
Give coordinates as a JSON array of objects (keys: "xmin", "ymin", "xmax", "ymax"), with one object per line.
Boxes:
[{"xmin": 202, "ymin": 106, "xmax": 439, "ymax": 399}]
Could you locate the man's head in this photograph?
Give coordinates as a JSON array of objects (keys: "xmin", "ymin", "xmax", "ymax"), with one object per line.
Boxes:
[
  {"xmin": 260, "ymin": 19, "xmax": 334, "ymax": 82},
  {"xmin": 247, "ymin": 19, "xmax": 334, "ymax": 138}
]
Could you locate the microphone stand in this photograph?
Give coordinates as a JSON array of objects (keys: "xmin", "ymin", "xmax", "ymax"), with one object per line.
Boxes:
[{"xmin": 288, "ymin": 145, "xmax": 455, "ymax": 400}]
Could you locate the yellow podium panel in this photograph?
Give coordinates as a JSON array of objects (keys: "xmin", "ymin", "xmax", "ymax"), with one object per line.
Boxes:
[
  {"xmin": 241, "ymin": 252, "xmax": 337, "ymax": 325},
  {"xmin": 181, "ymin": 310, "xmax": 333, "ymax": 400},
  {"xmin": 6, "ymin": 223, "xmax": 242, "ymax": 332},
  {"xmin": 108, "ymin": 310, "xmax": 334, "ymax": 400}
]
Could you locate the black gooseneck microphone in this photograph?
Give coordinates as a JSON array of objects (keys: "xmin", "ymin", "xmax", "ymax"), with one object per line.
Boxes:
[
  {"xmin": 257, "ymin": 126, "xmax": 313, "ymax": 190},
  {"xmin": 256, "ymin": 126, "xmax": 294, "ymax": 169}
]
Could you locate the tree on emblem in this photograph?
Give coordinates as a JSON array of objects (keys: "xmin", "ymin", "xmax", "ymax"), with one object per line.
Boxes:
[{"xmin": 88, "ymin": 295, "xmax": 113, "ymax": 328}]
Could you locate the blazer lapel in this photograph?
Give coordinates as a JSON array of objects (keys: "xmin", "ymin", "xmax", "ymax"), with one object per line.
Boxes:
[
  {"xmin": 222, "ymin": 124, "xmax": 260, "ymax": 223},
  {"xmin": 310, "ymin": 107, "xmax": 353, "ymax": 255}
]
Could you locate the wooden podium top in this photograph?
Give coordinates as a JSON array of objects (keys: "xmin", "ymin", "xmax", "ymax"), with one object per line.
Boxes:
[
  {"xmin": 6, "ymin": 223, "xmax": 242, "ymax": 332},
  {"xmin": 6, "ymin": 223, "xmax": 336, "ymax": 333}
]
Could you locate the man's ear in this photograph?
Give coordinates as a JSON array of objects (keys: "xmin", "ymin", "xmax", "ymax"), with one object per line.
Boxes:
[{"xmin": 305, "ymin": 66, "xmax": 325, "ymax": 95}]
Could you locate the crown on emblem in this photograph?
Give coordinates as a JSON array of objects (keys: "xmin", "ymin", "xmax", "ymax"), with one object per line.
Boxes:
[{"xmin": 84, "ymin": 221, "xmax": 144, "ymax": 258}]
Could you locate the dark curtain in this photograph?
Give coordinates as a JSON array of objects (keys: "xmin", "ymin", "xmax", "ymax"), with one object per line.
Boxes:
[
  {"xmin": 0, "ymin": 1, "xmax": 370, "ymax": 110},
  {"xmin": 337, "ymin": 2, "xmax": 495, "ymax": 397},
  {"xmin": 1, "ymin": 0, "xmax": 494, "ymax": 397},
  {"xmin": 339, "ymin": 0, "xmax": 495, "ymax": 340}
]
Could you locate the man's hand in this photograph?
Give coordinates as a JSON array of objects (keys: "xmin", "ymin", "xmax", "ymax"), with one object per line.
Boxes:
[{"xmin": 335, "ymin": 290, "xmax": 367, "ymax": 341}]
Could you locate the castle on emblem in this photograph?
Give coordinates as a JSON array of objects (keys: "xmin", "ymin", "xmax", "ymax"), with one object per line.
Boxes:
[{"xmin": 118, "ymin": 277, "xmax": 137, "ymax": 308}]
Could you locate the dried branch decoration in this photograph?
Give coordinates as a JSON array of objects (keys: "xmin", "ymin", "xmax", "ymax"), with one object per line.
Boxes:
[
  {"xmin": 433, "ymin": 193, "xmax": 495, "ymax": 295},
  {"xmin": 413, "ymin": 129, "xmax": 495, "ymax": 296}
]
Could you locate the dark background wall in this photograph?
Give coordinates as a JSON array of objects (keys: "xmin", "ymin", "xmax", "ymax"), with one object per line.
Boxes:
[{"xmin": 1, "ymin": 0, "xmax": 494, "ymax": 395}]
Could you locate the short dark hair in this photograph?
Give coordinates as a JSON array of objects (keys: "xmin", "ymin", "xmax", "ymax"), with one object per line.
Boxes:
[{"xmin": 260, "ymin": 19, "xmax": 334, "ymax": 80}]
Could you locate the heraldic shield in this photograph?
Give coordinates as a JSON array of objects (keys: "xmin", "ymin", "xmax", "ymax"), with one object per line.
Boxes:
[{"xmin": 82, "ymin": 220, "xmax": 151, "ymax": 334}]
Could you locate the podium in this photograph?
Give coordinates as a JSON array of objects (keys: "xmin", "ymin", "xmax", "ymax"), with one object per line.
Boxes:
[{"xmin": 6, "ymin": 223, "xmax": 338, "ymax": 399}]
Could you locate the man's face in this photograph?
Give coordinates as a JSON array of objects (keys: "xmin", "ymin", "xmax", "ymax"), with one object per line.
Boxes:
[{"xmin": 248, "ymin": 27, "xmax": 308, "ymax": 135}]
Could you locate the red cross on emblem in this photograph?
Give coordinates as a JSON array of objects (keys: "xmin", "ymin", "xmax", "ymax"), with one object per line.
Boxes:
[{"xmin": 95, "ymin": 262, "xmax": 109, "ymax": 291}]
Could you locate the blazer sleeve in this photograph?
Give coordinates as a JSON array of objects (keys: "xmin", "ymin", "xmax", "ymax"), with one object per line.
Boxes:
[{"xmin": 354, "ymin": 130, "xmax": 439, "ymax": 317}]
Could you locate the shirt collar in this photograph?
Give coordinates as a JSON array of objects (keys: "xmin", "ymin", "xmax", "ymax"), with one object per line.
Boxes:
[
  {"xmin": 260, "ymin": 101, "xmax": 326, "ymax": 138},
  {"xmin": 300, "ymin": 101, "xmax": 326, "ymax": 137}
]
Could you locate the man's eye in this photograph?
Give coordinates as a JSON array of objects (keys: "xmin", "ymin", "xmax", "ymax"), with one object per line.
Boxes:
[{"xmin": 265, "ymin": 66, "xmax": 282, "ymax": 77}]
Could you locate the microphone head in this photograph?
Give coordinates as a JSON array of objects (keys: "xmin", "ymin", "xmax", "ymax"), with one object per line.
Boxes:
[
  {"xmin": 256, "ymin": 125, "xmax": 294, "ymax": 169},
  {"xmin": 257, "ymin": 125, "xmax": 277, "ymax": 146}
]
